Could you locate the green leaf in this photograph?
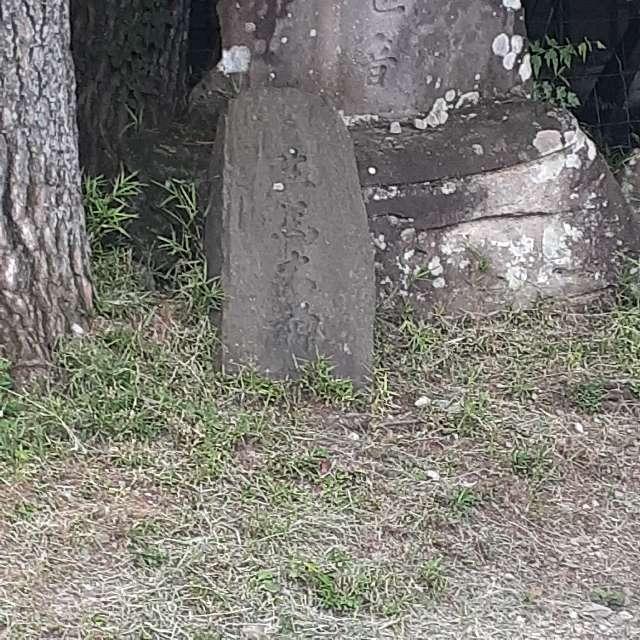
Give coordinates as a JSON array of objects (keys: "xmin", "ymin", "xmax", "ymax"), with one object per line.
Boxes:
[
  {"xmin": 531, "ymin": 54, "xmax": 543, "ymax": 78},
  {"xmin": 567, "ymin": 92, "xmax": 581, "ymax": 108},
  {"xmin": 545, "ymin": 49, "xmax": 559, "ymax": 75}
]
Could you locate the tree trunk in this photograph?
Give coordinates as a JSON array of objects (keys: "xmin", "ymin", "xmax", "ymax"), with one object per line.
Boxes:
[
  {"xmin": 0, "ymin": 0, "xmax": 93, "ymax": 384},
  {"xmin": 71, "ymin": 0, "xmax": 191, "ymax": 175}
]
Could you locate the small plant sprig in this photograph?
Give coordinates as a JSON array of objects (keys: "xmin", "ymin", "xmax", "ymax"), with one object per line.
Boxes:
[
  {"xmin": 155, "ymin": 178, "xmax": 224, "ymax": 315},
  {"xmin": 297, "ymin": 356, "xmax": 362, "ymax": 408},
  {"xmin": 82, "ymin": 170, "xmax": 144, "ymax": 249},
  {"xmin": 529, "ymin": 36, "xmax": 605, "ymax": 108}
]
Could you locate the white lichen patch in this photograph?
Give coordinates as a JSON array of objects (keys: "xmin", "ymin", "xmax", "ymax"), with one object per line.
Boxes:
[
  {"xmin": 217, "ymin": 46, "xmax": 252, "ymax": 75},
  {"xmin": 426, "ymin": 98, "xmax": 449, "ymax": 127},
  {"xmin": 71, "ymin": 323, "xmax": 85, "ymax": 337},
  {"xmin": 493, "ymin": 30, "xmax": 526, "ymax": 72},
  {"xmin": 563, "ymin": 126, "xmax": 592, "ymax": 156},
  {"xmin": 428, "ymin": 255, "xmax": 444, "ymax": 277},
  {"xmin": 565, "ymin": 125, "xmax": 598, "ymax": 168},
  {"xmin": 441, "ymin": 181, "xmax": 457, "ymax": 195},
  {"xmin": 533, "ymin": 130, "xmax": 564, "ymax": 156},
  {"xmin": 455, "ymin": 91, "xmax": 480, "ymax": 109},
  {"xmin": 542, "ymin": 222, "xmax": 582, "ymax": 267},
  {"xmin": 565, "ymin": 153, "xmax": 582, "ymax": 170},
  {"xmin": 440, "ymin": 241, "xmax": 457, "ymax": 256},
  {"xmin": 483, "ymin": 234, "xmax": 536, "ymax": 290},
  {"xmin": 395, "ymin": 254, "xmax": 413, "ymax": 293},
  {"xmin": 530, "ymin": 123, "xmax": 599, "ymax": 182},
  {"xmin": 511, "ymin": 35, "xmax": 524, "ymax": 54},
  {"xmin": 531, "ymin": 154, "xmax": 567, "ymax": 184},
  {"xmin": 503, "ymin": 0, "xmax": 522, "ymax": 10},
  {"xmin": 340, "ymin": 112, "xmax": 380, "ymax": 127},
  {"xmin": 365, "ymin": 186, "xmax": 399, "ymax": 202},
  {"xmin": 492, "ymin": 33, "xmax": 511, "ymax": 57},
  {"xmin": 400, "ymin": 228, "xmax": 416, "ymax": 243},
  {"xmin": 504, "ymin": 264, "xmax": 528, "ymax": 289},
  {"xmin": 518, "ymin": 53, "xmax": 532, "ymax": 82},
  {"xmin": 503, "ymin": 52, "xmax": 517, "ymax": 71},
  {"xmin": 373, "ymin": 234, "xmax": 388, "ymax": 251},
  {"xmin": 414, "ymin": 117, "xmax": 428, "ymax": 130},
  {"xmin": 508, "ymin": 236, "xmax": 535, "ymax": 259}
]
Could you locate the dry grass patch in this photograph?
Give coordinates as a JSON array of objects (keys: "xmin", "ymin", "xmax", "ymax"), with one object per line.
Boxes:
[{"xmin": 1, "ymin": 254, "xmax": 640, "ymax": 638}]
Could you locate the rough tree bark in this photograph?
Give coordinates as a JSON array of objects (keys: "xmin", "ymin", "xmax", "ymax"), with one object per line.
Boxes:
[
  {"xmin": 0, "ymin": 0, "xmax": 93, "ymax": 384},
  {"xmin": 71, "ymin": 0, "xmax": 191, "ymax": 175}
]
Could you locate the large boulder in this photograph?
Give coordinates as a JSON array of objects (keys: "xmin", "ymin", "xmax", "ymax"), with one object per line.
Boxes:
[{"xmin": 352, "ymin": 100, "xmax": 640, "ymax": 313}]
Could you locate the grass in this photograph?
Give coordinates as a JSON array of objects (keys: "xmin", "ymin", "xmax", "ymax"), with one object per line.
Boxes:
[
  {"xmin": 290, "ymin": 554, "xmax": 378, "ymax": 613},
  {"xmin": 418, "ymin": 557, "xmax": 448, "ymax": 598},
  {"xmin": 448, "ymin": 486, "xmax": 481, "ymax": 517},
  {"xmin": 0, "ymin": 176, "xmax": 639, "ymax": 637},
  {"xmin": 590, "ymin": 587, "xmax": 627, "ymax": 610},
  {"xmin": 510, "ymin": 440, "xmax": 555, "ymax": 482},
  {"xmin": 569, "ymin": 379, "xmax": 607, "ymax": 414}
]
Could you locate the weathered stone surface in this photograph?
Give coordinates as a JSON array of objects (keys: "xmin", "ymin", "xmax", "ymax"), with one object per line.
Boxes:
[
  {"xmin": 216, "ymin": 0, "xmax": 530, "ymax": 119},
  {"xmin": 618, "ymin": 148, "xmax": 640, "ymax": 215},
  {"xmin": 206, "ymin": 87, "xmax": 375, "ymax": 384},
  {"xmin": 352, "ymin": 100, "xmax": 571, "ymax": 189},
  {"xmin": 355, "ymin": 101, "xmax": 640, "ymax": 314}
]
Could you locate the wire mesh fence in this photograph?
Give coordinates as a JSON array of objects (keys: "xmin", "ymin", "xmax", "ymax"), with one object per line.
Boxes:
[{"xmin": 526, "ymin": 0, "xmax": 640, "ymax": 150}]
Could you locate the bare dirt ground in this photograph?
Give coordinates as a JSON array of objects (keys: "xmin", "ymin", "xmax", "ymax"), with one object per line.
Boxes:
[{"xmin": 1, "ymin": 280, "xmax": 639, "ymax": 639}]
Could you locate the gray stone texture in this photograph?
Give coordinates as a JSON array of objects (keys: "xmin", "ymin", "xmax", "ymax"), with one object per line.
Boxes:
[
  {"xmin": 217, "ymin": 0, "xmax": 530, "ymax": 118},
  {"xmin": 354, "ymin": 101, "xmax": 640, "ymax": 314},
  {"xmin": 618, "ymin": 149, "xmax": 640, "ymax": 216},
  {"xmin": 210, "ymin": 0, "xmax": 639, "ymax": 319},
  {"xmin": 206, "ymin": 87, "xmax": 374, "ymax": 384}
]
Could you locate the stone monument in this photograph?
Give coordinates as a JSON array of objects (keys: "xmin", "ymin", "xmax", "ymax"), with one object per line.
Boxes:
[
  {"xmin": 209, "ymin": 0, "xmax": 640, "ymax": 316},
  {"xmin": 206, "ymin": 87, "xmax": 375, "ymax": 385},
  {"xmin": 216, "ymin": 0, "xmax": 531, "ymax": 119}
]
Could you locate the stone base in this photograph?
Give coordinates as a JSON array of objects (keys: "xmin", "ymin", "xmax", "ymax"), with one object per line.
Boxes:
[{"xmin": 351, "ymin": 100, "xmax": 640, "ymax": 315}]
